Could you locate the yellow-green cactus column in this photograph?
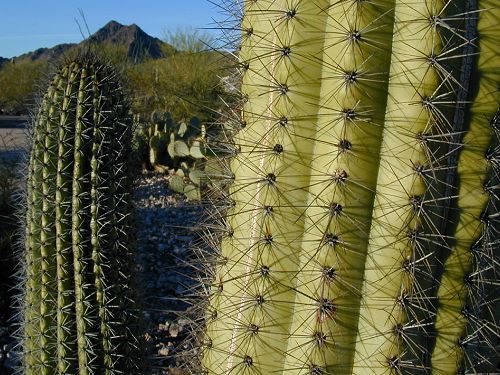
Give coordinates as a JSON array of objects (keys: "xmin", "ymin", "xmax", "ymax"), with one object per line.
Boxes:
[
  {"xmin": 202, "ymin": 0, "xmax": 330, "ymax": 373},
  {"xmin": 201, "ymin": 0, "xmax": 500, "ymax": 374},
  {"xmin": 283, "ymin": 0, "xmax": 396, "ymax": 373},
  {"xmin": 352, "ymin": 0, "xmax": 452, "ymax": 371}
]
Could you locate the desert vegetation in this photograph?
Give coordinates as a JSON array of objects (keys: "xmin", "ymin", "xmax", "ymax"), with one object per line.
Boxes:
[
  {"xmin": 0, "ymin": 29, "xmax": 229, "ymax": 122},
  {"xmin": 0, "ymin": 60, "xmax": 49, "ymax": 115}
]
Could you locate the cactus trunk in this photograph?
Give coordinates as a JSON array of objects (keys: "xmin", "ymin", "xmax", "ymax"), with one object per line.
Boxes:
[
  {"xmin": 201, "ymin": 0, "xmax": 499, "ymax": 374},
  {"xmin": 23, "ymin": 56, "xmax": 143, "ymax": 375}
]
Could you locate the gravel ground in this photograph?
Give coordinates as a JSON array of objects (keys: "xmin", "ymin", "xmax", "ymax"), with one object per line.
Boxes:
[
  {"xmin": 134, "ymin": 171, "xmax": 205, "ymax": 374},
  {"xmin": 0, "ymin": 170, "xmax": 206, "ymax": 374}
]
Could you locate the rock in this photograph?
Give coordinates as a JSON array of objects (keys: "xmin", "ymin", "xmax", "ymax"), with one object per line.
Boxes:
[
  {"xmin": 168, "ymin": 323, "xmax": 183, "ymax": 338},
  {"xmin": 158, "ymin": 322, "xmax": 170, "ymax": 332},
  {"xmin": 157, "ymin": 343, "xmax": 170, "ymax": 356}
]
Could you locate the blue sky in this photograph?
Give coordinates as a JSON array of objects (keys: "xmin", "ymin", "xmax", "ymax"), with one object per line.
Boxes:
[{"xmin": 0, "ymin": 0, "xmax": 225, "ymax": 58}]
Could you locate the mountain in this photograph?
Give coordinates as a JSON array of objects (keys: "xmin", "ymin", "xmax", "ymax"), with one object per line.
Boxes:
[
  {"xmin": 15, "ymin": 43, "xmax": 77, "ymax": 62},
  {"xmin": 86, "ymin": 20, "xmax": 169, "ymax": 61},
  {"xmin": 1, "ymin": 20, "xmax": 172, "ymax": 64}
]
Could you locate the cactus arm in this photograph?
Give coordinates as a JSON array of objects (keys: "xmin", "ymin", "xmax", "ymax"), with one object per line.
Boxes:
[
  {"xmin": 282, "ymin": 0, "xmax": 397, "ymax": 373},
  {"xmin": 431, "ymin": 2, "xmax": 500, "ymax": 372},
  {"xmin": 55, "ymin": 66, "xmax": 78, "ymax": 374},
  {"xmin": 24, "ymin": 56, "xmax": 143, "ymax": 375},
  {"xmin": 352, "ymin": 0, "xmax": 447, "ymax": 371}
]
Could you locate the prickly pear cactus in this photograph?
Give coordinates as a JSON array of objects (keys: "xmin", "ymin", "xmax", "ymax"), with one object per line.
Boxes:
[
  {"xmin": 135, "ymin": 111, "xmax": 208, "ymax": 199},
  {"xmin": 200, "ymin": 0, "xmax": 499, "ymax": 374},
  {"xmin": 22, "ymin": 55, "xmax": 144, "ymax": 375}
]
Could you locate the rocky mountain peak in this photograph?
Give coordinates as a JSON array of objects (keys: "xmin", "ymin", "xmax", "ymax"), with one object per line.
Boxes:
[
  {"xmin": 1, "ymin": 20, "xmax": 171, "ymax": 64},
  {"xmin": 86, "ymin": 20, "xmax": 166, "ymax": 60}
]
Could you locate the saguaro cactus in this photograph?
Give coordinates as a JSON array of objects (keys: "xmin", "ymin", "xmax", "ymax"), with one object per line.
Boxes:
[
  {"xmin": 201, "ymin": 0, "xmax": 499, "ymax": 374},
  {"xmin": 22, "ymin": 55, "xmax": 143, "ymax": 375}
]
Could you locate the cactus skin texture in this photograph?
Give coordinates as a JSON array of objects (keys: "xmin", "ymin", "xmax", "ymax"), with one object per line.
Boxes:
[
  {"xmin": 200, "ymin": 0, "xmax": 499, "ymax": 374},
  {"xmin": 23, "ymin": 55, "xmax": 143, "ymax": 375}
]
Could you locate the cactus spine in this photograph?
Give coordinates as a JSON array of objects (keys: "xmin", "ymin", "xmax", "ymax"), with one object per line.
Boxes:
[
  {"xmin": 201, "ymin": 0, "xmax": 499, "ymax": 374},
  {"xmin": 23, "ymin": 56, "xmax": 143, "ymax": 375}
]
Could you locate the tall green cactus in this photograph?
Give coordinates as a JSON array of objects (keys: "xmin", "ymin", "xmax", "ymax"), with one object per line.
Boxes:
[
  {"xmin": 22, "ymin": 55, "xmax": 144, "ymax": 375},
  {"xmin": 200, "ymin": 0, "xmax": 499, "ymax": 374}
]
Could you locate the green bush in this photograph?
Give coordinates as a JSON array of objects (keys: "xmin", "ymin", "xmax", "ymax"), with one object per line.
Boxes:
[{"xmin": 0, "ymin": 60, "xmax": 48, "ymax": 114}]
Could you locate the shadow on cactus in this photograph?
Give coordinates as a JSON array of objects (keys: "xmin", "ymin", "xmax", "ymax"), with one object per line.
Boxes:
[
  {"xmin": 18, "ymin": 53, "xmax": 145, "ymax": 374},
  {"xmin": 171, "ymin": 1, "xmax": 500, "ymax": 374}
]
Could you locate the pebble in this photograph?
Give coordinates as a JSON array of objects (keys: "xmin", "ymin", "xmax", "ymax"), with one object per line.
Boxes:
[
  {"xmin": 168, "ymin": 323, "xmax": 182, "ymax": 338},
  {"xmin": 158, "ymin": 322, "xmax": 170, "ymax": 332},
  {"xmin": 158, "ymin": 343, "xmax": 170, "ymax": 356}
]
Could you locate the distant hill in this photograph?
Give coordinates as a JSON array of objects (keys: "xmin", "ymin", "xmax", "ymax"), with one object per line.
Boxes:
[
  {"xmin": 0, "ymin": 20, "xmax": 173, "ymax": 65},
  {"xmin": 86, "ymin": 20, "xmax": 170, "ymax": 61},
  {"xmin": 15, "ymin": 43, "xmax": 77, "ymax": 62}
]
